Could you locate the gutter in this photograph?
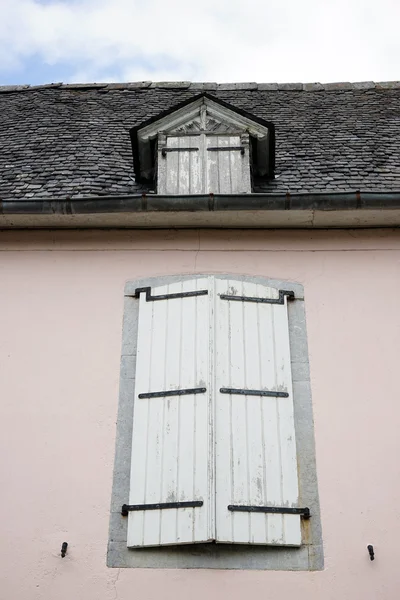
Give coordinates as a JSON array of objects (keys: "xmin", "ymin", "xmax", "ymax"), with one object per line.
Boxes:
[
  {"xmin": 2, "ymin": 191, "xmax": 400, "ymax": 213},
  {"xmin": 1, "ymin": 191, "xmax": 400, "ymax": 229}
]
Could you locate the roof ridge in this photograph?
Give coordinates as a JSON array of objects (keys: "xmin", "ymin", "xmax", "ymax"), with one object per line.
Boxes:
[{"xmin": 0, "ymin": 81, "xmax": 400, "ymax": 93}]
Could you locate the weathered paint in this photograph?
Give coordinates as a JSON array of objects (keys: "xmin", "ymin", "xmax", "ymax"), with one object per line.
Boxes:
[
  {"xmin": 160, "ymin": 134, "xmax": 250, "ymax": 195},
  {"xmin": 214, "ymin": 278, "xmax": 300, "ymax": 545},
  {"xmin": 128, "ymin": 279, "xmax": 212, "ymax": 546},
  {"xmin": 1, "ymin": 228, "xmax": 400, "ymax": 598}
]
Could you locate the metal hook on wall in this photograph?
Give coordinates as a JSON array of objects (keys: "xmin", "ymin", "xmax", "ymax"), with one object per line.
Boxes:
[
  {"xmin": 367, "ymin": 545, "xmax": 374, "ymax": 561},
  {"xmin": 61, "ymin": 542, "xmax": 68, "ymax": 558}
]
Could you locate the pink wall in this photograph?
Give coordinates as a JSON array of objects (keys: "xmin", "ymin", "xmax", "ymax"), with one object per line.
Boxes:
[{"xmin": 1, "ymin": 228, "xmax": 400, "ymax": 599}]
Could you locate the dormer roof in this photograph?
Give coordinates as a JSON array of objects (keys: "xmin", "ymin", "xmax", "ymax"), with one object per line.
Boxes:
[{"xmin": 130, "ymin": 93, "xmax": 275, "ymax": 182}]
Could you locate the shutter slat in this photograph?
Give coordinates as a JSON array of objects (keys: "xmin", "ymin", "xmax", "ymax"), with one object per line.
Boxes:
[
  {"xmin": 214, "ymin": 278, "xmax": 234, "ymax": 543},
  {"xmin": 215, "ymin": 279, "xmax": 301, "ymax": 546},
  {"xmin": 206, "ymin": 135, "xmax": 250, "ymax": 193},
  {"xmin": 164, "ymin": 136, "xmax": 202, "ymax": 194},
  {"xmin": 244, "ymin": 283, "xmax": 269, "ymax": 544},
  {"xmin": 271, "ymin": 302, "xmax": 300, "ymax": 545},
  {"xmin": 260, "ymin": 298, "xmax": 286, "ymax": 544},
  {"xmin": 127, "ymin": 279, "xmax": 212, "ymax": 547},
  {"xmin": 165, "ymin": 138, "xmax": 179, "ymax": 195}
]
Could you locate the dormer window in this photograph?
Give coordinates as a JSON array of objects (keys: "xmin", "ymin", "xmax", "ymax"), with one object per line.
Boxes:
[{"xmin": 131, "ymin": 94, "xmax": 275, "ymax": 194}]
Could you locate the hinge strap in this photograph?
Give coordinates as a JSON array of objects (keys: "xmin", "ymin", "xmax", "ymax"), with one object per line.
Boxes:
[
  {"xmin": 220, "ymin": 290, "xmax": 295, "ymax": 304},
  {"xmin": 207, "ymin": 146, "xmax": 245, "ymax": 155},
  {"xmin": 138, "ymin": 387, "xmax": 206, "ymax": 399},
  {"xmin": 134, "ymin": 287, "xmax": 208, "ymax": 301},
  {"xmin": 228, "ymin": 505, "xmax": 310, "ymax": 519},
  {"xmin": 220, "ymin": 388, "xmax": 289, "ymax": 398},
  {"xmin": 161, "ymin": 147, "xmax": 199, "ymax": 157},
  {"xmin": 122, "ymin": 501, "xmax": 203, "ymax": 516}
]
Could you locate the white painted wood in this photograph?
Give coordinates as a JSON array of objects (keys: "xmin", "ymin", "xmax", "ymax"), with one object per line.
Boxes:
[
  {"xmin": 160, "ymin": 136, "xmax": 202, "ymax": 195},
  {"xmin": 127, "ymin": 278, "xmax": 212, "ymax": 547},
  {"xmin": 214, "ymin": 278, "xmax": 301, "ymax": 546},
  {"xmin": 139, "ymin": 97, "xmax": 269, "ymax": 142},
  {"xmin": 128, "ymin": 276, "xmax": 300, "ymax": 547},
  {"xmin": 206, "ymin": 136, "xmax": 251, "ymax": 194}
]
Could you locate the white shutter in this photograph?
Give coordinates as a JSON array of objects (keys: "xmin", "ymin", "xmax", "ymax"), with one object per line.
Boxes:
[
  {"xmin": 127, "ymin": 278, "xmax": 213, "ymax": 547},
  {"xmin": 159, "ymin": 136, "xmax": 202, "ymax": 195},
  {"xmin": 214, "ymin": 278, "xmax": 301, "ymax": 546},
  {"xmin": 206, "ymin": 135, "xmax": 251, "ymax": 194}
]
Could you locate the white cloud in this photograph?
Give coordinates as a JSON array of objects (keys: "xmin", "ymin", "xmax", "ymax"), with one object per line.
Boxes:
[{"xmin": 1, "ymin": 0, "xmax": 399, "ymax": 83}]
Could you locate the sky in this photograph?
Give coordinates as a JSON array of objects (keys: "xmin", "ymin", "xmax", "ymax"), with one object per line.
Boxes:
[{"xmin": 1, "ymin": 0, "xmax": 399, "ymax": 86}]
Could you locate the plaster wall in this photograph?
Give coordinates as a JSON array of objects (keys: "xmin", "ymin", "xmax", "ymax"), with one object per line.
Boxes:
[{"xmin": 0, "ymin": 228, "xmax": 399, "ymax": 599}]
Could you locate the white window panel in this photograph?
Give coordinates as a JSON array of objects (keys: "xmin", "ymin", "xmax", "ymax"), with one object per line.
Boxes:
[
  {"xmin": 214, "ymin": 278, "xmax": 301, "ymax": 546},
  {"xmin": 160, "ymin": 136, "xmax": 202, "ymax": 195},
  {"xmin": 206, "ymin": 136, "xmax": 251, "ymax": 194},
  {"xmin": 127, "ymin": 276, "xmax": 300, "ymax": 548},
  {"xmin": 158, "ymin": 134, "xmax": 251, "ymax": 194},
  {"xmin": 127, "ymin": 278, "xmax": 213, "ymax": 547}
]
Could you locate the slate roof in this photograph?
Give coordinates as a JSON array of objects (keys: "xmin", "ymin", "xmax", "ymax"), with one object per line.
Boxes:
[{"xmin": 1, "ymin": 81, "xmax": 400, "ymax": 200}]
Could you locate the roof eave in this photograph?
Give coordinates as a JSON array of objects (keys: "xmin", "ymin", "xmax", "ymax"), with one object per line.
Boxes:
[{"xmin": 2, "ymin": 191, "xmax": 400, "ymax": 229}]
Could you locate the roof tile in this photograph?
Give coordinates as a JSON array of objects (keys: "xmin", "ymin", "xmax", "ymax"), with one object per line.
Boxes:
[{"xmin": 0, "ymin": 82, "xmax": 399, "ymax": 200}]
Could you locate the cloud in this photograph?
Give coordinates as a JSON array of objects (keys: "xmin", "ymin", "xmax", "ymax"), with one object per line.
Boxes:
[{"xmin": 1, "ymin": 0, "xmax": 399, "ymax": 84}]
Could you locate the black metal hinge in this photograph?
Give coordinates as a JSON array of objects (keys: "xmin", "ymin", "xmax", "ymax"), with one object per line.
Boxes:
[
  {"xmin": 161, "ymin": 147, "xmax": 199, "ymax": 157},
  {"xmin": 207, "ymin": 146, "xmax": 245, "ymax": 155},
  {"xmin": 228, "ymin": 505, "xmax": 310, "ymax": 519},
  {"xmin": 220, "ymin": 388, "xmax": 289, "ymax": 398},
  {"xmin": 138, "ymin": 387, "xmax": 206, "ymax": 399},
  {"xmin": 134, "ymin": 286, "xmax": 208, "ymax": 302},
  {"xmin": 220, "ymin": 290, "xmax": 295, "ymax": 304},
  {"xmin": 122, "ymin": 501, "xmax": 203, "ymax": 516}
]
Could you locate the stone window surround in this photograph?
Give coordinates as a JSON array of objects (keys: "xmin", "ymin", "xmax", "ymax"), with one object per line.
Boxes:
[{"xmin": 107, "ymin": 273, "xmax": 323, "ymax": 570}]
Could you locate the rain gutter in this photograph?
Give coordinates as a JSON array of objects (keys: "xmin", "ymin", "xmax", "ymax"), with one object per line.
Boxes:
[{"xmin": 1, "ymin": 191, "xmax": 400, "ymax": 229}]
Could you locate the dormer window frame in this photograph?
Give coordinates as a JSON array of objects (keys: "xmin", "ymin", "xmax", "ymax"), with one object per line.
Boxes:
[{"xmin": 130, "ymin": 94, "xmax": 275, "ymax": 193}]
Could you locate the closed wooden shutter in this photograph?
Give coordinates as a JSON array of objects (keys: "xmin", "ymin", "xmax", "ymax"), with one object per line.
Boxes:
[
  {"xmin": 214, "ymin": 278, "xmax": 301, "ymax": 546},
  {"xmin": 127, "ymin": 276, "xmax": 301, "ymax": 547},
  {"xmin": 161, "ymin": 136, "xmax": 202, "ymax": 195},
  {"xmin": 206, "ymin": 135, "xmax": 251, "ymax": 194},
  {"xmin": 127, "ymin": 278, "xmax": 213, "ymax": 547}
]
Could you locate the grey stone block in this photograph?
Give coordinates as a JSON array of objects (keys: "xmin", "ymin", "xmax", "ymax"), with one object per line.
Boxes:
[
  {"xmin": 353, "ymin": 81, "xmax": 375, "ymax": 90},
  {"xmin": 150, "ymin": 81, "xmax": 191, "ymax": 88},
  {"xmin": 308, "ymin": 544, "xmax": 324, "ymax": 571},
  {"xmin": 323, "ymin": 82, "xmax": 353, "ymax": 90},
  {"xmin": 291, "ymin": 361, "xmax": 310, "ymax": 382},
  {"xmin": 107, "ymin": 541, "xmax": 311, "ymax": 570},
  {"xmin": 278, "ymin": 83, "xmax": 303, "ymax": 91},
  {"xmin": 125, "ymin": 82, "xmax": 152, "ymax": 88},
  {"xmin": 188, "ymin": 83, "xmax": 206, "ymax": 90},
  {"xmin": 257, "ymin": 83, "xmax": 278, "ymax": 90},
  {"xmin": 303, "ymin": 82, "xmax": 324, "ymax": 92},
  {"xmin": 375, "ymin": 81, "xmax": 400, "ymax": 89},
  {"xmin": 120, "ymin": 355, "xmax": 135, "ymax": 380},
  {"xmin": 109, "ymin": 512, "xmax": 128, "ymax": 542},
  {"xmin": 217, "ymin": 83, "xmax": 240, "ymax": 90},
  {"xmin": 30, "ymin": 83, "xmax": 63, "ymax": 90},
  {"xmin": 0, "ymin": 85, "xmax": 30, "ymax": 92},
  {"xmin": 120, "ymin": 297, "xmax": 137, "ymax": 356},
  {"xmin": 110, "ymin": 470, "xmax": 131, "ymax": 512},
  {"xmin": 234, "ymin": 82, "xmax": 258, "ymax": 90},
  {"xmin": 288, "ymin": 301, "xmax": 309, "ymax": 363}
]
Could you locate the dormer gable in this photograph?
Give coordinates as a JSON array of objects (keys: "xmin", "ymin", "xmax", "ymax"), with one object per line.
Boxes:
[{"xmin": 130, "ymin": 94, "xmax": 275, "ymax": 194}]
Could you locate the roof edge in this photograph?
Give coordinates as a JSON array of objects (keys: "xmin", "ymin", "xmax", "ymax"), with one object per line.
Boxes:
[
  {"xmin": 2, "ymin": 191, "xmax": 400, "ymax": 229},
  {"xmin": 1, "ymin": 81, "xmax": 400, "ymax": 93},
  {"xmin": 2, "ymin": 190, "xmax": 400, "ymax": 213}
]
